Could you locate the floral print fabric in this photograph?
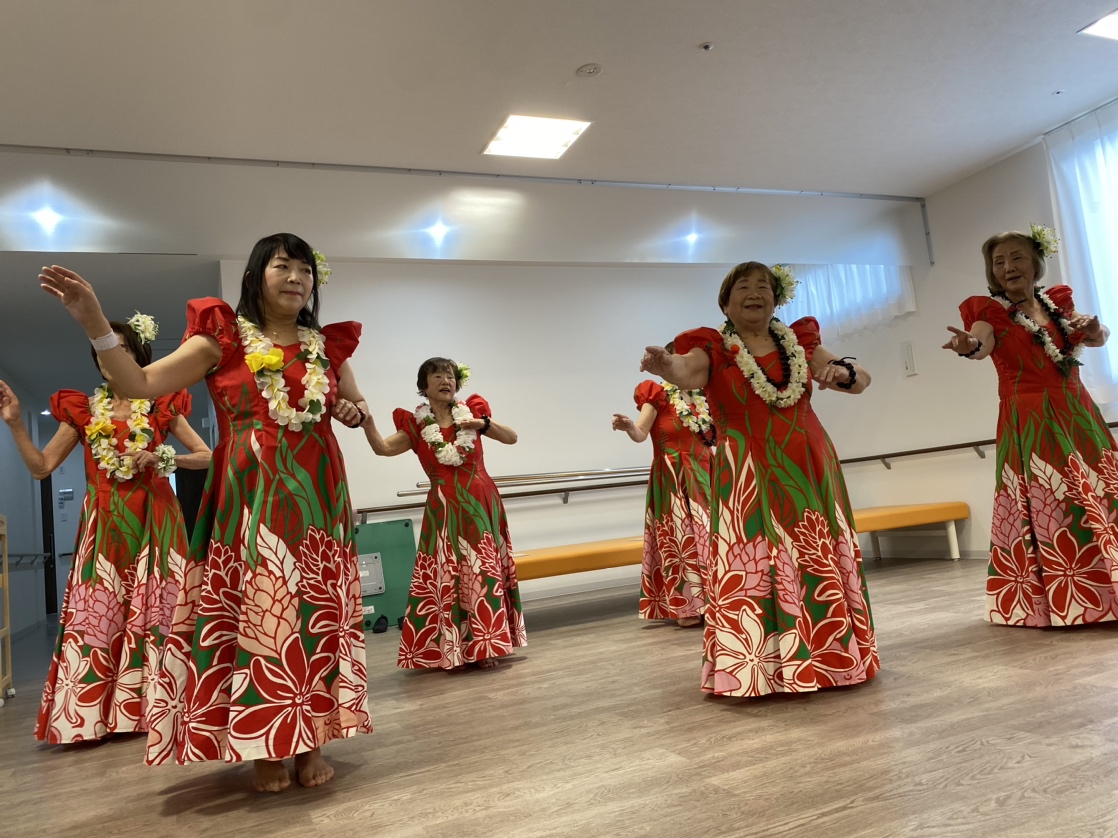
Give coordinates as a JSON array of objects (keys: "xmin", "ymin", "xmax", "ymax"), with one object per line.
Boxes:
[
  {"xmin": 393, "ymin": 394, "xmax": 526, "ymax": 669},
  {"xmin": 675, "ymin": 321, "xmax": 879, "ymax": 697},
  {"xmin": 632, "ymin": 380, "xmax": 712, "ymax": 620},
  {"xmin": 962, "ymin": 287, "xmax": 1118, "ymax": 626},
  {"xmin": 36, "ymin": 389, "xmax": 191, "ymax": 743},
  {"xmin": 143, "ymin": 298, "xmax": 372, "ymax": 765}
]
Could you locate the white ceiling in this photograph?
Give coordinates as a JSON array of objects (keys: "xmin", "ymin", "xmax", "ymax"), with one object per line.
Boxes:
[{"xmin": 2, "ymin": 0, "xmax": 1117, "ymax": 197}]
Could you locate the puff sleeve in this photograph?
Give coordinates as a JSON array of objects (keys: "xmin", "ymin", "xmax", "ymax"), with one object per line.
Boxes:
[
  {"xmin": 49, "ymin": 390, "xmax": 90, "ymax": 430},
  {"xmin": 789, "ymin": 317, "xmax": 822, "ymax": 363},
  {"xmin": 184, "ymin": 297, "xmax": 240, "ymax": 371},
  {"xmin": 321, "ymin": 322, "xmax": 362, "ymax": 370},
  {"xmin": 633, "ymin": 380, "xmax": 664, "ymax": 409},
  {"xmin": 465, "ymin": 393, "xmax": 492, "ymax": 419},
  {"xmin": 959, "ymin": 296, "xmax": 1011, "ymax": 333}
]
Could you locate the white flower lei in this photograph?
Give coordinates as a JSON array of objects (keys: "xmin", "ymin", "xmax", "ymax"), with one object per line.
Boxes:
[
  {"xmin": 237, "ymin": 316, "xmax": 330, "ymax": 432},
  {"xmin": 721, "ymin": 320, "xmax": 809, "ymax": 408},
  {"xmin": 416, "ymin": 401, "xmax": 477, "ymax": 467},
  {"xmin": 87, "ymin": 385, "xmax": 154, "ymax": 481},
  {"xmin": 661, "ymin": 383, "xmax": 713, "ymax": 435},
  {"xmin": 1004, "ymin": 289, "xmax": 1082, "ymax": 373},
  {"xmin": 153, "ymin": 444, "xmax": 177, "ymax": 477}
]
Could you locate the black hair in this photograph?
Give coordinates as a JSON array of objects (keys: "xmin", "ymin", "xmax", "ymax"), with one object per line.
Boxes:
[
  {"xmin": 90, "ymin": 320, "xmax": 152, "ymax": 375},
  {"xmin": 416, "ymin": 357, "xmax": 464, "ymax": 395},
  {"xmin": 236, "ymin": 232, "xmax": 322, "ymax": 329}
]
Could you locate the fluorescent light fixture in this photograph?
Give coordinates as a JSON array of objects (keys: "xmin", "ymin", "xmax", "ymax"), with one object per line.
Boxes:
[
  {"xmin": 484, "ymin": 115, "xmax": 591, "ymax": 159},
  {"xmin": 31, "ymin": 206, "xmax": 63, "ymax": 234},
  {"xmin": 426, "ymin": 220, "xmax": 450, "ymax": 246},
  {"xmin": 1081, "ymin": 9, "xmax": 1118, "ymax": 40},
  {"xmin": 40, "ymin": 410, "xmax": 51, "ymax": 415}
]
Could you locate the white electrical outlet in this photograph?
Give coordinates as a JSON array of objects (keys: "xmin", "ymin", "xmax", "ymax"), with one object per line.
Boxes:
[{"xmin": 901, "ymin": 340, "xmax": 918, "ymax": 376}]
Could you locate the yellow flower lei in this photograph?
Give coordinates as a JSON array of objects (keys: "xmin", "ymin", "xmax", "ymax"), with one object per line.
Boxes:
[
  {"xmin": 87, "ymin": 385, "xmax": 153, "ymax": 481},
  {"xmin": 237, "ymin": 316, "xmax": 330, "ymax": 432}
]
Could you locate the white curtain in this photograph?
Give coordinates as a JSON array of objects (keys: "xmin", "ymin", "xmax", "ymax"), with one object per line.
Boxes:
[
  {"xmin": 779, "ymin": 263, "xmax": 916, "ymax": 342},
  {"xmin": 1046, "ymin": 99, "xmax": 1118, "ymax": 405}
]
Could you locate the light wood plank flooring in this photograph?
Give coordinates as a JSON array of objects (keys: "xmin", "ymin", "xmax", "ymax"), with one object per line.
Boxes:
[{"xmin": 3, "ymin": 558, "xmax": 1118, "ymax": 838}]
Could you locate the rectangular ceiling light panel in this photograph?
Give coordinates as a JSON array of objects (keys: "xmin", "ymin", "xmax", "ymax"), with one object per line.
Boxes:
[
  {"xmin": 484, "ymin": 115, "xmax": 591, "ymax": 159},
  {"xmin": 1081, "ymin": 9, "xmax": 1118, "ymax": 41}
]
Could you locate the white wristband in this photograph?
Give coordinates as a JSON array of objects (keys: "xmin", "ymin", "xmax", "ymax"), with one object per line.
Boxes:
[{"xmin": 90, "ymin": 331, "xmax": 120, "ymax": 352}]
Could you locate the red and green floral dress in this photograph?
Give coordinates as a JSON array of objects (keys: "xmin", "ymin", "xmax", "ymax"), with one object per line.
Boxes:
[
  {"xmin": 633, "ymin": 380, "xmax": 713, "ymax": 620},
  {"xmin": 676, "ymin": 320, "xmax": 879, "ymax": 697},
  {"xmin": 36, "ymin": 389, "xmax": 191, "ymax": 743},
  {"xmin": 961, "ymin": 286, "xmax": 1118, "ymax": 626},
  {"xmin": 144, "ymin": 298, "xmax": 372, "ymax": 765},
  {"xmin": 393, "ymin": 394, "xmax": 527, "ymax": 669}
]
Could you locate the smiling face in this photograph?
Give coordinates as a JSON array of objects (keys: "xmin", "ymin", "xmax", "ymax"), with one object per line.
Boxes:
[
  {"xmin": 990, "ymin": 240, "xmax": 1037, "ymax": 298},
  {"xmin": 423, "ymin": 368, "xmax": 458, "ymax": 405},
  {"xmin": 261, "ymin": 249, "xmax": 314, "ymax": 322},
  {"xmin": 721, "ymin": 268, "xmax": 777, "ymax": 332}
]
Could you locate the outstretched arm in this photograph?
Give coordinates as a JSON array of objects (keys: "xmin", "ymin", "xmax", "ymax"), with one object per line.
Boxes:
[
  {"xmin": 942, "ymin": 320, "xmax": 996, "ymax": 361},
  {"xmin": 1068, "ymin": 312, "xmax": 1109, "ymax": 347},
  {"xmin": 641, "ymin": 346, "xmax": 710, "ymax": 390},
  {"xmin": 462, "ymin": 414, "xmax": 517, "ymax": 445},
  {"xmin": 810, "ymin": 346, "xmax": 872, "ymax": 395},
  {"xmin": 612, "ymin": 403, "xmax": 657, "ymax": 442},
  {"xmin": 0, "ymin": 381, "xmax": 80, "ymax": 479},
  {"xmin": 38, "ymin": 266, "xmax": 220, "ymax": 398},
  {"xmin": 334, "ymin": 398, "xmax": 412, "ymax": 457}
]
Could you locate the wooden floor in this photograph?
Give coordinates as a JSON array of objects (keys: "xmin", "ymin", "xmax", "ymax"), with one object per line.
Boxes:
[{"xmin": 4, "ymin": 558, "xmax": 1118, "ymax": 838}]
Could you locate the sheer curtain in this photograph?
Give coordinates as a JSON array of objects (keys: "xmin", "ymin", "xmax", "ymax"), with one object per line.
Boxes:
[
  {"xmin": 780, "ymin": 263, "xmax": 916, "ymax": 342},
  {"xmin": 1046, "ymin": 99, "xmax": 1118, "ymax": 405}
]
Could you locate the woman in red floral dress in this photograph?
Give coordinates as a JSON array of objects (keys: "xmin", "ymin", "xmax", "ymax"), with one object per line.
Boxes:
[
  {"xmin": 0, "ymin": 317, "xmax": 210, "ymax": 743},
  {"xmin": 39, "ymin": 233, "xmax": 374, "ymax": 792},
  {"xmin": 642, "ymin": 262, "xmax": 879, "ymax": 697},
  {"xmin": 945, "ymin": 227, "xmax": 1117, "ymax": 627},
  {"xmin": 340, "ymin": 358, "xmax": 526, "ymax": 670},
  {"xmin": 612, "ymin": 373, "xmax": 713, "ymax": 626}
]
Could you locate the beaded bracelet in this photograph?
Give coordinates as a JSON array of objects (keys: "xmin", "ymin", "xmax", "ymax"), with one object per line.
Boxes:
[
  {"xmin": 480, "ymin": 415, "xmax": 492, "ymax": 435},
  {"xmin": 829, "ymin": 357, "xmax": 857, "ymax": 390},
  {"xmin": 961, "ymin": 340, "xmax": 983, "ymax": 359}
]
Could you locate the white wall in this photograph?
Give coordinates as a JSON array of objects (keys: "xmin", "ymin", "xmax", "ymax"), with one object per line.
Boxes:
[{"xmin": 811, "ymin": 141, "xmax": 1064, "ymax": 557}]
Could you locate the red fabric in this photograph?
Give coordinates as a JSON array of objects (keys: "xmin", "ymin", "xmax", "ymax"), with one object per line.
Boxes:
[{"xmin": 633, "ymin": 380, "xmax": 666, "ymax": 410}]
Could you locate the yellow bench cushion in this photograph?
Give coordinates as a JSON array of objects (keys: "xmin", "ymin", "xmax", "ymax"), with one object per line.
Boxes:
[
  {"xmin": 514, "ymin": 536, "xmax": 644, "ymax": 581},
  {"xmin": 852, "ymin": 502, "xmax": 970, "ymax": 533}
]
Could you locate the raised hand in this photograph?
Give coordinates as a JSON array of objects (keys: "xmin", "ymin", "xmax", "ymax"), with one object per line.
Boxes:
[
  {"xmin": 0, "ymin": 380, "xmax": 21, "ymax": 424},
  {"xmin": 1067, "ymin": 313, "xmax": 1103, "ymax": 341},
  {"xmin": 611, "ymin": 413, "xmax": 635, "ymax": 432},
  {"xmin": 38, "ymin": 266, "xmax": 109, "ymax": 333},
  {"xmin": 942, "ymin": 326, "xmax": 980, "ymax": 355},
  {"xmin": 640, "ymin": 345, "xmax": 674, "ymax": 377}
]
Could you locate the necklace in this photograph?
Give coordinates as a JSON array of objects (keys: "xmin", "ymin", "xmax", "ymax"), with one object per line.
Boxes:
[
  {"xmin": 416, "ymin": 401, "xmax": 477, "ymax": 466},
  {"xmin": 87, "ymin": 386, "xmax": 153, "ymax": 481},
  {"xmin": 238, "ymin": 316, "xmax": 330, "ymax": 432},
  {"xmin": 721, "ymin": 320, "xmax": 808, "ymax": 408},
  {"xmin": 661, "ymin": 383, "xmax": 716, "ymax": 446},
  {"xmin": 992, "ymin": 290, "xmax": 1082, "ymax": 376}
]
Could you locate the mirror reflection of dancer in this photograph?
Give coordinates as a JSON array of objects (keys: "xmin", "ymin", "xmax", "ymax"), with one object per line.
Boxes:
[
  {"xmin": 612, "ymin": 345, "xmax": 714, "ymax": 628},
  {"xmin": 944, "ymin": 225, "xmax": 1117, "ymax": 627},
  {"xmin": 642, "ymin": 262, "xmax": 878, "ymax": 697},
  {"xmin": 337, "ymin": 359, "xmax": 526, "ymax": 670},
  {"xmin": 38, "ymin": 234, "xmax": 374, "ymax": 792},
  {"xmin": 0, "ymin": 314, "xmax": 210, "ymax": 744}
]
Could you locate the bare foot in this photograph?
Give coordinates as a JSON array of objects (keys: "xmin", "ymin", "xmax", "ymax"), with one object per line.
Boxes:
[
  {"xmin": 676, "ymin": 616, "xmax": 702, "ymax": 628},
  {"xmin": 253, "ymin": 759, "xmax": 291, "ymax": 793},
  {"xmin": 295, "ymin": 748, "xmax": 335, "ymax": 788},
  {"xmin": 476, "ymin": 657, "xmax": 500, "ymax": 669}
]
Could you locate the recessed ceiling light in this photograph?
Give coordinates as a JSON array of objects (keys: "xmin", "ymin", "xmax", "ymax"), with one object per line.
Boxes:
[
  {"xmin": 685, "ymin": 232, "xmax": 699, "ymax": 245},
  {"xmin": 483, "ymin": 115, "xmax": 591, "ymax": 159},
  {"xmin": 31, "ymin": 207, "xmax": 62, "ymax": 234},
  {"xmin": 426, "ymin": 220, "xmax": 450, "ymax": 246},
  {"xmin": 1081, "ymin": 9, "xmax": 1118, "ymax": 41}
]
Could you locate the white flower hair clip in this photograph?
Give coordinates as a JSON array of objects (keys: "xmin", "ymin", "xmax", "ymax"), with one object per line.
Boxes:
[
  {"xmin": 771, "ymin": 264, "xmax": 798, "ymax": 307},
  {"xmin": 127, "ymin": 311, "xmax": 159, "ymax": 344},
  {"xmin": 312, "ymin": 249, "xmax": 332, "ymax": 287},
  {"xmin": 457, "ymin": 362, "xmax": 472, "ymax": 388},
  {"xmin": 1030, "ymin": 223, "xmax": 1059, "ymax": 258}
]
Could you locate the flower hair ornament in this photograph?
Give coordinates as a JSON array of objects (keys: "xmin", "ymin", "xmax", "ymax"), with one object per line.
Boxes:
[
  {"xmin": 456, "ymin": 362, "xmax": 472, "ymax": 389},
  {"xmin": 312, "ymin": 249, "xmax": 332, "ymax": 287},
  {"xmin": 1029, "ymin": 224, "xmax": 1059, "ymax": 258},
  {"xmin": 127, "ymin": 311, "xmax": 159, "ymax": 344},
  {"xmin": 771, "ymin": 264, "xmax": 798, "ymax": 307}
]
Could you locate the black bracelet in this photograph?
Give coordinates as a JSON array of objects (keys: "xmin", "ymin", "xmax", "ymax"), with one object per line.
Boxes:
[
  {"xmin": 960, "ymin": 340, "xmax": 983, "ymax": 359},
  {"xmin": 346, "ymin": 408, "xmax": 367, "ymax": 429},
  {"xmin": 480, "ymin": 415, "xmax": 492, "ymax": 435},
  {"xmin": 829, "ymin": 357, "xmax": 857, "ymax": 390}
]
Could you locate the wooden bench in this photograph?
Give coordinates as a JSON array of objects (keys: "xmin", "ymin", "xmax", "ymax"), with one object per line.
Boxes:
[
  {"xmin": 853, "ymin": 502, "xmax": 970, "ymax": 561},
  {"xmin": 512, "ymin": 502, "xmax": 970, "ymax": 579}
]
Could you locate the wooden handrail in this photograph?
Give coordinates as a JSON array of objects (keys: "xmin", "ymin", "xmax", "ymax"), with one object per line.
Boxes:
[{"xmin": 355, "ymin": 420, "xmax": 1118, "ymax": 518}]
